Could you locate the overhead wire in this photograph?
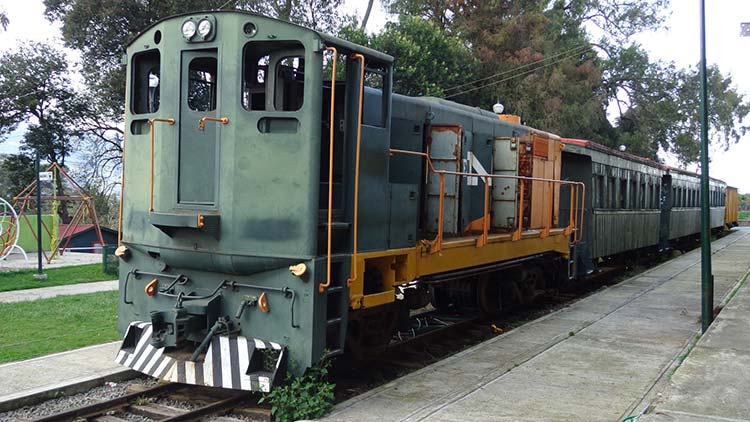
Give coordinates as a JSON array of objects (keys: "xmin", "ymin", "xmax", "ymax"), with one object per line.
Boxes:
[
  {"xmin": 443, "ymin": 43, "xmax": 592, "ymax": 94},
  {"xmin": 444, "ymin": 47, "xmax": 595, "ymax": 99}
]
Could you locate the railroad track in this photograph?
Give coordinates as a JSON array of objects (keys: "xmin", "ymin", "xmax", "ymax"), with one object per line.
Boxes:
[{"xmin": 30, "ymin": 382, "xmax": 270, "ymax": 422}]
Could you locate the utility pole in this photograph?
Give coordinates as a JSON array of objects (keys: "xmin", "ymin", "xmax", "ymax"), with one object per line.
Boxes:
[
  {"xmin": 699, "ymin": 0, "xmax": 712, "ymax": 333},
  {"xmin": 33, "ymin": 151, "xmax": 47, "ymax": 280}
]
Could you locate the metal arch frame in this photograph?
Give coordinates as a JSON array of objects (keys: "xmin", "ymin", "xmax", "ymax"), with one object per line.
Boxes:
[
  {"xmin": 13, "ymin": 162, "xmax": 106, "ymax": 264},
  {"xmin": 0, "ymin": 197, "xmax": 25, "ymax": 262}
]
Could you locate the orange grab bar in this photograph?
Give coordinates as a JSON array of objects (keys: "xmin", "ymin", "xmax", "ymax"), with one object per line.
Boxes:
[
  {"xmin": 320, "ymin": 46, "xmax": 338, "ymax": 294},
  {"xmin": 198, "ymin": 116, "xmax": 229, "ymax": 131},
  {"xmin": 148, "ymin": 118, "xmax": 175, "ymax": 212},
  {"xmin": 388, "ymin": 148, "xmax": 585, "ymax": 250},
  {"xmin": 118, "ymin": 136, "xmax": 126, "ymax": 246},
  {"xmin": 347, "ymin": 53, "xmax": 366, "ymax": 287}
]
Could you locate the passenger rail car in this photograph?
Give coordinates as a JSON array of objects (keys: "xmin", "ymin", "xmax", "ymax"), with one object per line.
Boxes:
[
  {"xmin": 560, "ymin": 139, "xmax": 729, "ymax": 275},
  {"xmin": 114, "ymin": 11, "xmax": 736, "ymax": 392}
]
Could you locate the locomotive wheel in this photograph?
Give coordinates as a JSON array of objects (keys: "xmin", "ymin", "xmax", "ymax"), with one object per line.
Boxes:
[
  {"xmin": 346, "ymin": 305, "xmax": 398, "ymax": 360},
  {"xmin": 478, "ymin": 275, "xmax": 502, "ymax": 316},
  {"xmin": 513, "ymin": 267, "xmax": 546, "ymax": 305}
]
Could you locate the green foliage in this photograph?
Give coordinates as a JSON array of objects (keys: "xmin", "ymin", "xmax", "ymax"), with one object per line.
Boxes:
[
  {"xmin": 0, "ymin": 42, "xmax": 84, "ymax": 166},
  {"xmin": 0, "ymin": 263, "xmax": 112, "ymax": 293},
  {"xmin": 0, "ymin": 291, "xmax": 119, "ymax": 363},
  {"xmin": 0, "ymin": 154, "xmax": 35, "ymax": 200},
  {"xmin": 260, "ymin": 359, "xmax": 336, "ymax": 422},
  {"xmin": 339, "ymin": 15, "xmax": 477, "ymax": 97},
  {"xmin": 613, "ymin": 61, "xmax": 750, "ymax": 163},
  {"xmin": 739, "ymin": 194, "xmax": 749, "ymax": 212}
]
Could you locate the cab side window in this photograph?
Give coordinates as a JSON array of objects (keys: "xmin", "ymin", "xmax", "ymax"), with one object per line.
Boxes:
[{"xmin": 132, "ymin": 50, "xmax": 161, "ymax": 114}]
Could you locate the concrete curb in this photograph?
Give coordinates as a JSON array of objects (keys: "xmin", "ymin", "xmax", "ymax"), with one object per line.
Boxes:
[{"xmin": 0, "ymin": 369, "xmax": 138, "ymax": 413}]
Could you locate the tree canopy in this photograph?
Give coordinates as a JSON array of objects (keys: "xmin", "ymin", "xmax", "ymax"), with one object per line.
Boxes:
[
  {"xmin": 369, "ymin": 0, "xmax": 748, "ymax": 164},
  {"xmin": 30, "ymin": 0, "xmax": 750, "ymax": 167}
]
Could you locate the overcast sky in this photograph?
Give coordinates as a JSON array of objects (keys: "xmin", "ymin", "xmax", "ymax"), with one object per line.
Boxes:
[{"xmin": 1, "ymin": 0, "xmax": 749, "ymax": 192}]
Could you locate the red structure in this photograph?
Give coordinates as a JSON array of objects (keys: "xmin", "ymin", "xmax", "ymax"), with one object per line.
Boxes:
[{"xmin": 13, "ymin": 162, "xmax": 105, "ymax": 263}]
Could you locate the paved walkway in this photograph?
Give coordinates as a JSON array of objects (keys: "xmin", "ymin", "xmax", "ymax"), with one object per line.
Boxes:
[
  {"xmin": 0, "ymin": 342, "xmax": 132, "ymax": 412},
  {"xmin": 0, "ymin": 252, "xmax": 101, "ymax": 272},
  {"xmin": 324, "ymin": 229, "xmax": 750, "ymax": 422},
  {"xmin": 640, "ymin": 272, "xmax": 750, "ymax": 421},
  {"xmin": 0, "ymin": 280, "xmax": 118, "ymax": 303}
]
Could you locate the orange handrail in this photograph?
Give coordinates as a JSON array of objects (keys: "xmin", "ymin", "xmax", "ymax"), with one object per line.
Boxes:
[
  {"xmin": 389, "ymin": 148, "xmax": 585, "ymax": 252},
  {"xmin": 118, "ymin": 135, "xmax": 126, "ymax": 246},
  {"xmin": 198, "ymin": 116, "xmax": 229, "ymax": 131},
  {"xmin": 148, "ymin": 118, "xmax": 175, "ymax": 213},
  {"xmin": 347, "ymin": 53, "xmax": 366, "ymax": 287},
  {"xmin": 320, "ymin": 46, "xmax": 338, "ymax": 294},
  {"xmin": 513, "ymin": 180, "xmax": 525, "ymax": 241}
]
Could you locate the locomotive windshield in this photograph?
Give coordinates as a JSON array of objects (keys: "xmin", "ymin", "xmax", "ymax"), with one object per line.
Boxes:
[{"xmin": 241, "ymin": 41, "xmax": 305, "ymax": 112}]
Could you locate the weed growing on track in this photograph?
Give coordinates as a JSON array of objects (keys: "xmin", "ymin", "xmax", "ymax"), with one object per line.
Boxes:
[
  {"xmin": 261, "ymin": 359, "xmax": 335, "ymax": 422},
  {"xmin": 0, "ymin": 291, "xmax": 119, "ymax": 363}
]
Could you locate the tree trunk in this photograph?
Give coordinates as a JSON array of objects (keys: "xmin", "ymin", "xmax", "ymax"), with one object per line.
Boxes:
[
  {"xmin": 54, "ymin": 168, "xmax": 72, "ymax": 224},
  {"xmin": 361, "ymin": 0, "xmax": 374, "ymax": 29}
]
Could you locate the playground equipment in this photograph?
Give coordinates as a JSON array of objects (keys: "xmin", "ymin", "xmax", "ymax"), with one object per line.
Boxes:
[
  {"xmin": 0, "ymin": 197, "xmax": 25, "ymax": 261},
  {"xmin": 14, "ymin": 162, "xmax": 105, "ymax": 263}
]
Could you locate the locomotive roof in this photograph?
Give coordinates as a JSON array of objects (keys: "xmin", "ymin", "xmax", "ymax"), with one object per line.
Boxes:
[{"xmin": 126, "ymin": 10, "xmax": 394, "ymax": 63}]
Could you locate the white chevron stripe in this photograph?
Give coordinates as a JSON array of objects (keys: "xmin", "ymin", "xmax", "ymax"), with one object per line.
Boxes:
[
  {"xmin": 141, "ymin": 347, "xmax": 164, "ymax": 375},
  {"xmin": 154, "ymin": 357, "xmax": 173, "ymax": 381},
  {"xmin": 186, "ymin": 361, "xmax": 196, "ymax": 384},
  {"xmin": 276, "ymin": 350, "xmax": 284, "ymax": 369},
  {"xmin": 270, "ymin": 341, "xmax": 281, "ymax": 350},
  {"xmin": 203, "ymin": 344, "xmax": 214, "ymax": 386},
  {"xmin": 115, "ymin": 350, "xmax": 126, "ymax": 364},
  {"xmin": 133, "ymin": 344, "xmax": 155, "ymax": 371},
  {"xmin": 220, "ymin": 336, "xmax": 233, "ymax": 389},
  {"xmin": 237, "ymin": 337, "xmax": 251, "ymax": 390},
  {"xmin": 124, "ymin": 325, "xmax": 152, "ymax": 367},
  {"xmin": 253, "ymin": 339, "xmax": 265, "ymax": 349}
]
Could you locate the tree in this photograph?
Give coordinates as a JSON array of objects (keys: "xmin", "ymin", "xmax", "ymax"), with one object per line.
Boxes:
[
  {"xmin": 0, "ymin": 43, "xmax": 86, "ymax": 222},
  {"xmin": 339, "ymin": 15, "xmax": 478, "ymax": 97},
  {"xmin": 615, "ymin": 63, "xmax": 750, "ymax": 163},
  {"xmin": 0, "ymin": 154, "xmax": 35, "ymax": 201},
  {"xmin": 0, "ymin": 9, "xmax": 8, "ymax": 31}
]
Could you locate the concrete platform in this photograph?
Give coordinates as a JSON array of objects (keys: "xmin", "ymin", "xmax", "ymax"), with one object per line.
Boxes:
[
  {"xmin": 640, "ymin": 266, "xmax": 750, "ymax": 421},
  {"xmin": 324, "ymin": 228, "xmax": 750, "ymax": 422},
  {"xmin": 0, "ymin": 252, "xmax": 102, "ymax": 272},
  {"xmin": 0, "ymin": 342, "xmax": 134, "ymax": 412},
  {"xmin": 0, "ymin": 280, "xmax": 117, "ymax": 303}
]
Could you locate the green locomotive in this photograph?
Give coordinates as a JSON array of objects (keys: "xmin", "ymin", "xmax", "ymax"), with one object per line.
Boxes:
[{"xmin": 115, "ymin": 9, "xmax": 598, "ymax": 392}]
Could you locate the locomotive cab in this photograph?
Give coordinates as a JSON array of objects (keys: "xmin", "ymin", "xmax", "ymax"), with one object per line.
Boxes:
[{"xmin": 118, "ymin": 10, "xmax": 392, "ymax": 391}]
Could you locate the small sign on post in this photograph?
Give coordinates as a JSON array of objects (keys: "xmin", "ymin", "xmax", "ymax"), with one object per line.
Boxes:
[{"xmin": 38, "ymin": 171, "xmax": 52, "ymax": 182}]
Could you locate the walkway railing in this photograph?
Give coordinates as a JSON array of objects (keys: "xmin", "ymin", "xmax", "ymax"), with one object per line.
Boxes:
[{"xmin": 389, "ymin": 148, "xmax": 585, "ymax": 254}]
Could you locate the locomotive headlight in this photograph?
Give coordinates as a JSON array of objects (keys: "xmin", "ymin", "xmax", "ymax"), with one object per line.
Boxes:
[
  {"xmin": 182, "ymin": 20, "xmax": 197, "ymax": 39},
  {"xmin": 197, "ymin": 19, "xmax": 212, "ymax": 38}
]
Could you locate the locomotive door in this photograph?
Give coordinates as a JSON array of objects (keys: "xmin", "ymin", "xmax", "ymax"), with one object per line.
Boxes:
[
  {"xmin": 427, "ymin": 125, "xmax": 462, "ymax": 234},
  {"xmin": 178, "ymin": 49, "xmax": 219, "ymax": 206}
]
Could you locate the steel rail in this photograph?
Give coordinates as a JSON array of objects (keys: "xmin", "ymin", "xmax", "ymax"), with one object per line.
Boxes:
[{"xmin": 30, "ymin": 382, "xmax": 184, "ymax": 422}]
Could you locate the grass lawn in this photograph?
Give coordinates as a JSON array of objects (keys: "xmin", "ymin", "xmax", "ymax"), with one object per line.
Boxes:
[
  {"xmin": 0, "ymin": 291, "xmax": 120, "ymax": 364},
  {"xmin": 0, "ymin": 264, "xmax": 114, "ymax": 292},
  {"xmin": 739, "ymin": 210, "xmax": 749, "ymax": 221}
]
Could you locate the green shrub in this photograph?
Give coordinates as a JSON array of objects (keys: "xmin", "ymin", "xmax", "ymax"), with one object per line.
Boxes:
[{"xmin": 260, "ymin": 359, "xmax": 335, "ymax": 422}]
